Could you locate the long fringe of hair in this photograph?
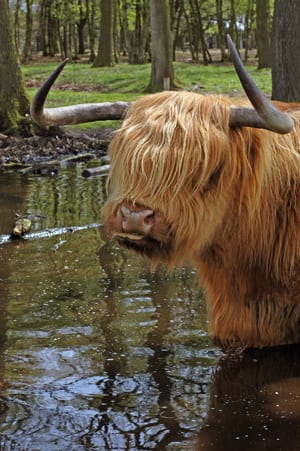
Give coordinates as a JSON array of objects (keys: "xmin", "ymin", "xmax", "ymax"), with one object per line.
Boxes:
[{"xmin": 105, "ymin": 91, "xmax": 300, "ymax": 278}]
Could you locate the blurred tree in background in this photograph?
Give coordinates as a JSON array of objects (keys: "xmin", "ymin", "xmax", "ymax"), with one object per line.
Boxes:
[
  {"xmin": 3, "ymin": 0, "xmax": 300, "ymax": 134},
  {"xmin": 0, "ymin": 0, "xmax": 30, "ymax": 134}
]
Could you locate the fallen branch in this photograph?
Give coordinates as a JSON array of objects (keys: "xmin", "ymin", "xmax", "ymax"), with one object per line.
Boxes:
[
  {"xmin": 0, "ymin": 223, "xmax": 102, "ymax": 245},
  {"xmin": 82, "ymin": 164, "xmax": 110, "ymax": 177},
  {"xmin": 18, "ymin": 152, "xmax": 95, "ymax": 175}
]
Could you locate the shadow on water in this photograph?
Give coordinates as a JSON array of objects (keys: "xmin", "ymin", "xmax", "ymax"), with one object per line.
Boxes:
[
  {"xmin": 0, "ymin": 167, "xmax": 299, "ymax": 450},
  {"xmin": 196, "ymin": 345, "xmax": 300, "ymax": 451}
]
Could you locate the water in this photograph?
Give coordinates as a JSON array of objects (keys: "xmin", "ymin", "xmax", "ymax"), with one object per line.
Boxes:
[{"xmin": 0, "ymin": 167, "xmax": 299, "ymax": 450}]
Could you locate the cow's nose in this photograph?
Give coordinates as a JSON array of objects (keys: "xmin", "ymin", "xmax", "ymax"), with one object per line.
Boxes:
[{"xmin": 119, "ymin": 206, "xmax": 154, "ymax": 235}]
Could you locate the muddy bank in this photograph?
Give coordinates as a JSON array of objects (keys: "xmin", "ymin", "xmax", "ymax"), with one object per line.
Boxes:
[{"xmin": 0, "ymin": 128, "xmax": 115, "ymax": 171}]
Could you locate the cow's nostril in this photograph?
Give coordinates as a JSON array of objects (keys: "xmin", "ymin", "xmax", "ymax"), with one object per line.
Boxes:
[
  {"xmin": 120, "ymin": 206, "xmax": 154, "ymax": 220},
  {"xmin": 119, "ymin": 206, "xmax": 155, "ymax": 235}
]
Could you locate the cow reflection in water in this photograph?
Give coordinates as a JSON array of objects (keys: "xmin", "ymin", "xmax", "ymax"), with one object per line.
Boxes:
[{"xmin": 196, "ymin": 345, "xmax": 300, "ymax": 451}]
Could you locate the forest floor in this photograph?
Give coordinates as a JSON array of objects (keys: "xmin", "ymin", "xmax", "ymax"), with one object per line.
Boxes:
[{"xmin": 0, "ymin": 127, "xmax": 115, "ymax": 174}]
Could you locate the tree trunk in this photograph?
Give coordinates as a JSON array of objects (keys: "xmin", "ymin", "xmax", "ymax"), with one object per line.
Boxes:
[
  {"xmin": 93, "ymin": 0, "xmax": 115, "ymax": 67},
  {"xmin": 271, "ymin": 0, "xmax": 300, "ymax": 101},
  {"xmin": 149, "ymin": 0, "xmax": 174, "ymax": 92},
  {"xmin": 188, "ymin": 0, "xmax": 200, "ymax": 62},
  {"xmin": 256, "ymin": 0, "xmax": 271, "ymax": 69},
  {"xmin": 191, "ymin": 0, "xmax": 210, "ymax": 65},
  {"xmin": 229, "ymin": 0, "xmax": 238, "ymax": 48},
  {"xmin": 171, "ymin": 0, "xmax": 184, "ymax": 61},
  {"xmin": 76, "ymin": 0, "xmax": 86, "ymax": 55},
  {"xmin": 119, "ymin": 0, "xmax": 129, "ymax": 56},
  {"xmin": 244, "ymin": 0, "xmax": 255, "ymax": 62},
  {"xmin": 0, "ymin": 0, "xmax": 30, "ymax": 135},
  {"xmin": 14, "ymin": 0, "xmax": 22, "ymax": 55},
  {"xmin": 216, "ymin": 0, "xmax": 226, "ymax": 62},
  {"xmin": 183, "ymin": 9, "xmax": 195, "ymax": 61},
  {"xmin": 39, "ymin": 0, "xmax": 47, "ymax": 56},
  {"xmin": 86, "ymin": 0, "xmax": 96, "ymax": 62},
  {"xmin": 113, "ymin": 0, "xmax": 119, "ymax": 63},
  {"xmin": 47, "ymin": 8, "xmax": 58, "ymax": 56},
  {"xmin": 127, "ymin": 0, "xmax": 146, "ymax": 64},
  {"xmin": 22, "ymin": 0, "xmax": 33, "ymax": 62}
]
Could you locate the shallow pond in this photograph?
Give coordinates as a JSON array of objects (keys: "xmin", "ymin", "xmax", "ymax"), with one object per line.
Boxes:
[{"xmin": 0, "ymin": 167, "xmax": 300, "ymax": 451}]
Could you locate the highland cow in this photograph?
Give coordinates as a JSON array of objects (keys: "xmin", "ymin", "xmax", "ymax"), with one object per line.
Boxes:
[{"xmin": 31, "ymin": 37, "xmax": 300, "ymax": 351}]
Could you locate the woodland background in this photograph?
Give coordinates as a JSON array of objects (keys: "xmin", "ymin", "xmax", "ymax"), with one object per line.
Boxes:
[
  {"xmin": 11, "ymin": 0, "xmax": 272, "ymax": 66},
  {"xmin": 1, "ymin": 0, "xmax": 300, "ymax": 135}
]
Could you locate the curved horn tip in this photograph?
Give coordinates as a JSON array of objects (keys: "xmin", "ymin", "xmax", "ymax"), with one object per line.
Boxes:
[
  {"xmin": 226, "ymin": 34, "xmax": 234, "ymax": 47},
  {"xmin": 58, "ymin": 58, "xmax": 69, "ymax": 68},
  {"xmin": 227, "ymin": 33, "xmax": 294, "ymax": 134},
  {"xmin": 50, "ymin": 58, "xmax": 69, "ymax": 79},
  {"xmin": 30, "ymin": 58, "xmax": 70, "ymax": 124}
]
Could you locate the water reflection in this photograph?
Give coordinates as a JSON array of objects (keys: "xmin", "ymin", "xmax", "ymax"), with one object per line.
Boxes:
[
  {"xmin": 0, "ymin": 168, "xmax": 299, "ymax": 450},
  {"xmin": 197, "ymin": 345, "xmax": 300, "ymax": 451}
]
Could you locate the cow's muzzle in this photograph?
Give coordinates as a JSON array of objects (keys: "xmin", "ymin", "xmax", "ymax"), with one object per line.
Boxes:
[{"xmin": 113, "ymin": 206, "xmax": 155, "ymax": 241}]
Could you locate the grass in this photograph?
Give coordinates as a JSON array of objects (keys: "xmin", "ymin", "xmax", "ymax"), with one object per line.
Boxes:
[
  {"xmin": 22, "ymin": 59, "xmax": 272, "ymax": 129},
  {"xmin": 176, "ymin": 63, "xmax": 272, "ymax": 94}
]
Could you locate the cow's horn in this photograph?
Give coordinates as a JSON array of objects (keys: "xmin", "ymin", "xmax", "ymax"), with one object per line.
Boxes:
[
  {"xmin": 30, "ymin": 59, "xmax": 129, "ymax": 127},
  {"xmin": 227, "ymin": 35, "xmax": 293, "ymax": 134}
]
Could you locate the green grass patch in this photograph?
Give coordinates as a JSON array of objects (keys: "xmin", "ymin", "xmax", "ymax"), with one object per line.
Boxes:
[
  {"xmin": 23, "ymin": 60, "xmax": 272, "ymax": 129},
  {"xmin": 175, "ymin": 63, "xmax": 272, "ymax": 94}
]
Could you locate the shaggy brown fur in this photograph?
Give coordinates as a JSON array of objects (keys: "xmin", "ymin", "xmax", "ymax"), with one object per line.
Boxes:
[{"xmin": 103, "ymin": 90, "xmax": 300, "ymax": 350}]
